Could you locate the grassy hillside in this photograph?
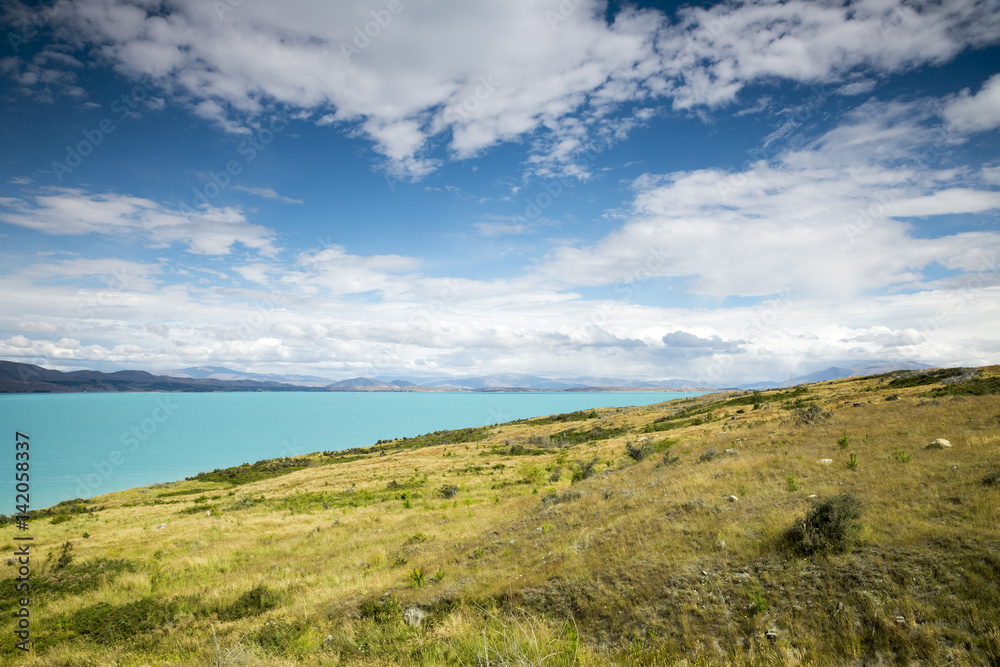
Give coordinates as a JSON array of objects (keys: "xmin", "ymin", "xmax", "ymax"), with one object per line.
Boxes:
[{"xmin": 3, "ymin": 367, "xmax": 999, "ymax": 666}]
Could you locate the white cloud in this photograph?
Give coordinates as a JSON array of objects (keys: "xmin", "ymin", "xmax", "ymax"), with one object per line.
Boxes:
[
  {"xmin": 234, "ymin": 186, "xmax": 304, "ymax": 204},
  {"xmin": 530, "ymin": 99, "xmax": 1000, "ymax": 299},
  {"xmin": 656, "ymin": 0, "xmax": 1000, "ymax": 110},
  {"xmin": 0, "ymin": 188, "xmax": 278, "ymax": 255},
  {"xmin": 19, "ymin": 0, "xmax": 995, "ymax": 177},
  {"xmin": 885, "ymin": 189, "xmax": 1000, "ymax": 217},
  {"xmin": 943, "ymin": 73, "xmax": 1000, "ymax": 133}
]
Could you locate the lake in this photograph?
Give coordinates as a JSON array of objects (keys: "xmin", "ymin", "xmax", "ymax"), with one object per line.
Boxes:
[{"xmin": 0, "ymin": 391, "xmax": 702, "ymax": 512}]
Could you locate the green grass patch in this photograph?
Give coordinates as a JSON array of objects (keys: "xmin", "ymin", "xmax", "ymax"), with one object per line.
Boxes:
[
  {"xmin": 186, "ymin": 457, "xmax": 311, "ymax": 485},
  {"xmin": 928, "ymin": 375, "xmax": 1000, "ymax": 397},
  {"xmin": 884, "ymin": 367, "xmax": 973, "ymax": 389},
  {"xmin": 555, "ymin": 425, "xmax": 629, "ymax": 444},
  {"xmin": 529, "ymin": 410, "xmax": 599, "ymax": 425},
  {"xmin": 70, "ymin": 597, "xmax": 179, "ymax": 644},
  {"xmin": 0, "ymin": 558, "xmax": 138, "ymax": 614},
  {"xmin": 216, "ymin": 584, "xmax": 282, "ymax": 621}
]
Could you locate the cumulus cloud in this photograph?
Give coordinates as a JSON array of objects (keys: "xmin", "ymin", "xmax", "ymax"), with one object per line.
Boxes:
[
  {"xmin": 531, "ymin": 99, "xmax": 1000, "ymax": 299},
  {"xmin": 943, "ymin": 73, "xmax": 1000, "ymax": 133},
  {"xmin": 0, "ymin": 188, "xmax": 278, "ymax": 255},
  {"xmin": 9, "ymin": 0, "xmax": 995, "ymax": 177},
  {"xmin": 663, "ymin": 330, "xmax": 745, "ymax": 352}
]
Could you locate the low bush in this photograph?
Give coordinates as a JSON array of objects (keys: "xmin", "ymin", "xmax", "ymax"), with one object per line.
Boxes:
[
  {"xmin": 625, "ymin": 441, "xmax": 652, "ymax": 462},
  {"xmin": 789, "ymin": 493, "xmax": 862, "ymax": 554}
]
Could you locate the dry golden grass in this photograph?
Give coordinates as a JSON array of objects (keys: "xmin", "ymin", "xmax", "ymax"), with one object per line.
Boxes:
[{"xmin": 2, "ymin": 366, "xmax": 999, "ymax": 665}]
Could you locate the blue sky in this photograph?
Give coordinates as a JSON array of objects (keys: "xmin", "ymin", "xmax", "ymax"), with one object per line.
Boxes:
[{"xmin": 0, "ymin": 0, "xmax": 998, "ymax": 385}]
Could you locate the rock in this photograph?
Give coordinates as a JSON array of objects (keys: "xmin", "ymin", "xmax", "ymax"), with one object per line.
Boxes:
[
  {"xmin": 716, "ymin": 540, "xmax": 727, "ymax": 550},
  {"xmin": 808, "ymin": 494, "xmax": 818, "ymax": 499},
  {"xmin": 818, "ymin": 458, "xmax": 833, "ymax": 465},
  {"xmin": 894, "ymin": 615, "xmax": 906, "ymax": 626},
  {"xmin": 766, "ymin": 628, "xmax": 778, "ymax": 642},
  {"xmin": 926, "ymin": 438, "xmax": 952, "ymax": 449},
  {"xmin": 155, "ymin": 523, "xmax": 166, "ymax": 530},
  {"xmin": 403, "ymin": 606, "xmax": 426, "ymax": 627},
  {"xmin": 724, "ymin": 448, "xmax": 738, "ymax": 455},
  {"xmin": 727, "ymin": 495, "xmax": 738, "ymax": 503},
  {"xmin": 853, "ymin": 402, "xmax": 865, "ymax": 407},
  {"xmin": 885, "ymin": 394, "xmax": 901, "ymax": 401}
]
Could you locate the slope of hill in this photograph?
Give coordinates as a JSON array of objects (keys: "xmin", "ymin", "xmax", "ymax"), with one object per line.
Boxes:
[{"xmin": 3, "ymin": 366, "xmax": 998, "ymax": 665}]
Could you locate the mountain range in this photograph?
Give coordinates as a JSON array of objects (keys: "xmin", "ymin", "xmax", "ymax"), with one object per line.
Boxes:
[{"xmin": 0, "ymin": 360, "xmax": 933, "ymax": 394}]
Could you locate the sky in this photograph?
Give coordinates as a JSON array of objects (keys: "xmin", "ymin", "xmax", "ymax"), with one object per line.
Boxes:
[{"xmin": 0, "ymin": 0, "xmax": 998, "ymax": 386}]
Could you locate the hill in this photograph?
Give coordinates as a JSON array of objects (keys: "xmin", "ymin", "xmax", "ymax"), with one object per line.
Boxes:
[{"xmin": 2, "ymin": 366, "xmax": 999, "ymax": 665}]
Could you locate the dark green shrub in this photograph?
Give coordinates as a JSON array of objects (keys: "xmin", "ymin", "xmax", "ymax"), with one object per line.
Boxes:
[
  {"xmin": 789, "ymin": 493, "xmax": 862, "ymax": 554},
  {"xmin": 71, "ymin": 598, "xmax": 177, "ymax": 644},
  {"xmin": 698, "ymin": 447, "xmax": 719, "ymax": 463},
  {"xmin": 437, "ymin": 484, "xmax": 459, "ymax": 499},
  {"xmin": 625, "ymin": 441, "xmax": 652, "ymax": 462},
  {"xmin": 359, "ymin": 596, "xmax": 402, "ymax": 623},
  {"xmin": 570, "ymin": 457, "xmax": 600, "ymax": 482}
]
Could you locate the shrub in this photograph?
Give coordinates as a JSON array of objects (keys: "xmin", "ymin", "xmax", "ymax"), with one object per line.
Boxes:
[
  {"xmin": 982, "ymin": 470, "xmax": 1000, "ymax": 487},
  {"xmin": 570, "ymin": 457, "xmax": 600, "ymax": 482},
  {"xmin": 55, "ymin": 541, "xmax": 74, "ymax": 570},
  {"xmin": 625, "ymin": 441, "xmax": 652, "ymax": 462},
  {"xmin": 437, "ymin": 484, "xmax": 459, "ymax": 499},
  {"xmin": 359, "ymin": 596, "xmax": 402, "ymax": 623},
  {"xmin": 698, "ymin": 447, "xmax": 719, "ymax": 463},
  {"xmin": 794, "ymin": 406, "xmax": 831, "ymax": 425},
  {"xmin": 789, "ymin": 493, "xmax": 862, "ymax": 554}
]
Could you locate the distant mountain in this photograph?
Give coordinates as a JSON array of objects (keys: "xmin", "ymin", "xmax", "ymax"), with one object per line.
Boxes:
[
  {"xmin": 170, "ymin": 366, "xmax": 335, "ymax": 387},
  {"xmin": 0, "ymin": 360, "xmax": 320, "ymax": 393},
  {"xmin": 737, "ymin": 360, "xmax": 933, "ymax": 389},
  {"xmin": 377, "ymin": 373, "xmax": 709, "ymax": 390},
  {"xmin": 1, "ymin": 359, "xmax": 938, "ymax": 394}
]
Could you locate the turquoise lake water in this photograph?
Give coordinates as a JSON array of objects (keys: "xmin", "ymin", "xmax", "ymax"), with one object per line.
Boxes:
[{"xmin": 0, "ymin": 391, "xmax": 701, "ymax": 511}]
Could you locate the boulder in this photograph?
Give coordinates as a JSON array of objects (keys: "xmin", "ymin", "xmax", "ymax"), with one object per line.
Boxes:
[
  {"xmin": 403, "ymin": 606, "xmax": 426, "ymax": 627},
  {"xmin": 926, "ymin": 438, "xmax": 952, "ymax": 449},
  {"xmin": 818, "ymin": 459, "xmax": 833, "ymax": 465}
]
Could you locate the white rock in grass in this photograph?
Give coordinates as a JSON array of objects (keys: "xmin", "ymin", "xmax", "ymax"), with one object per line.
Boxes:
[
  {"xmin": 818, "ymin": 459, "xmax": 833, "ymax": 465},
  {"xmin": 926, "ymin": 438, "xmax": 952, "ymax": 449},
  {"xmin": 403, "ymin": 606, "xmax": 426, "ymax": 627}
]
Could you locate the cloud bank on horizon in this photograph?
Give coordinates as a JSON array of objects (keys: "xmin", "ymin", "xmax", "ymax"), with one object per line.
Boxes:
[{"xmin": 0, "ymin": 0, "xmax": 998, "ymax": 385}]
